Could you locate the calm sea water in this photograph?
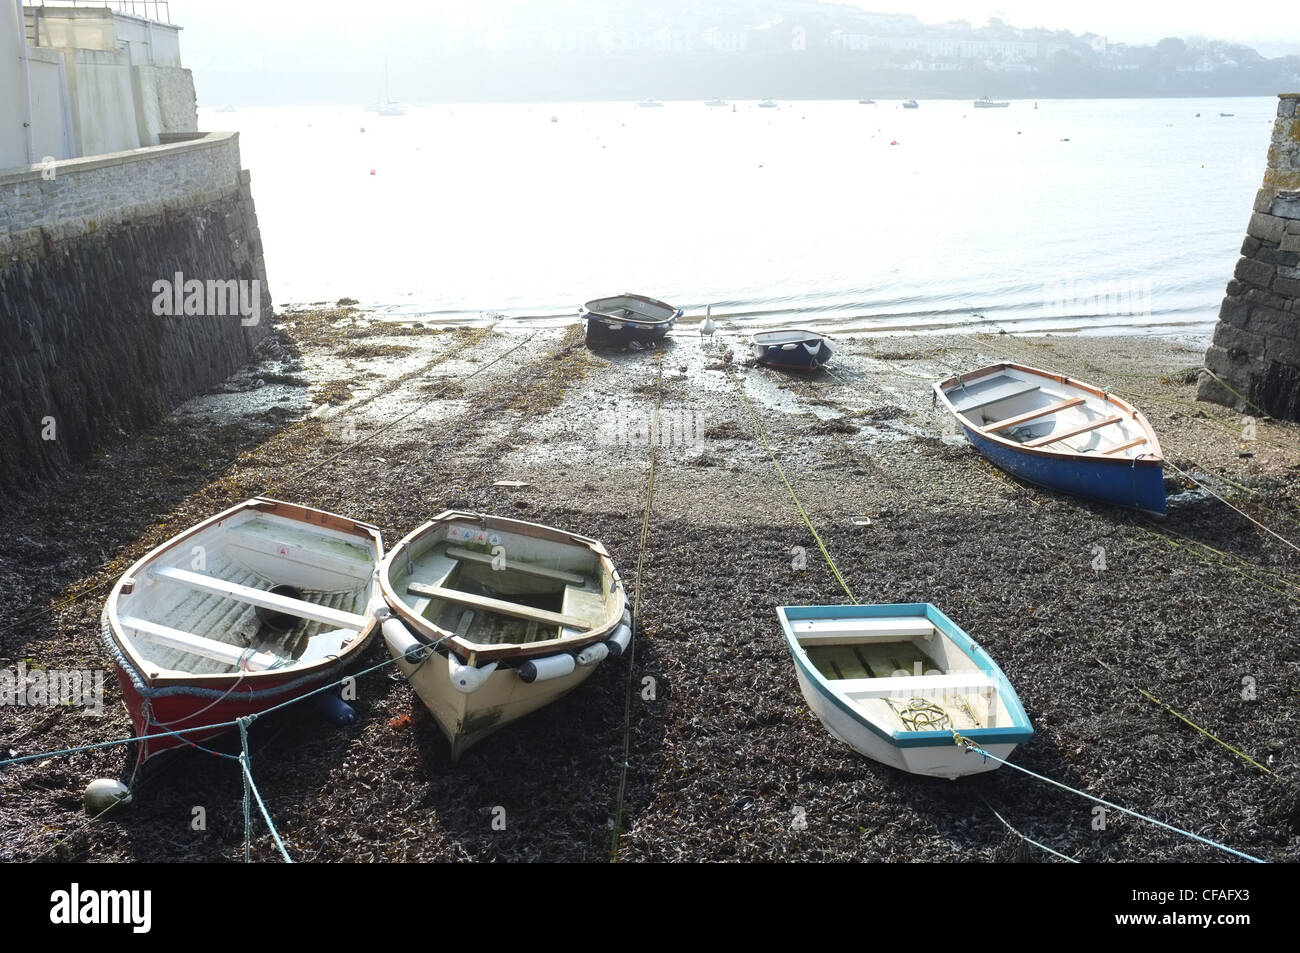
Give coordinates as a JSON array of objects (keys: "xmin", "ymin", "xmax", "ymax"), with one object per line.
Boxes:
[{"xmin": 202, "ymin": 97, "xmax": 1277, "ymax": 336}]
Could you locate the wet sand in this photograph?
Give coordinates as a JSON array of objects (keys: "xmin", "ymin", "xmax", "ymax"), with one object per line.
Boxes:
[{"xmin": 1, "ymin": 308, "xmax": 1298, "ymax": 862}]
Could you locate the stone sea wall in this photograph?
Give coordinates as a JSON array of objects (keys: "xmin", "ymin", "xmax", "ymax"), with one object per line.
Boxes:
[
  {"xmin": 1199, "ymin": 93, "xmax": 1300, "ymax": 420},
  {"xmin": 0, "ymin": 132, "xmax": 271, "ymax": 501}
]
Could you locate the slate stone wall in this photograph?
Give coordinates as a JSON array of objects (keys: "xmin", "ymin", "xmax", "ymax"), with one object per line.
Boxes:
[
  {"xmin": 0, "ymin": 134, "xmax": 271, "ymax": 499},
  {"xmin": 1199, "ymin": 93, "xmax": 1300, "ymax": 420}
]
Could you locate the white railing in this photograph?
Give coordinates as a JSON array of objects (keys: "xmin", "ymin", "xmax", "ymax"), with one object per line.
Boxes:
[{"xmin": 30, "ymin": 1, "xmax": 172, "ymax": 24}]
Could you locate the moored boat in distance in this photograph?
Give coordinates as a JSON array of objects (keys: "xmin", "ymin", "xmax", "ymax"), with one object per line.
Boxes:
[
  {"xmin": 779, "ymin": 603, "xmax": 1032, "ymax": 779},
  {"xmin": 934, "ymin": 362, "xmax": 1166, "ymax": 514},
  {"xmin": 750, "ymin": 328, "xmax": 834, "ymax": 371},
  {"xmin": 705, "ymin": 97, "xmax": 728, "ymax": 107},
  {"xmin": 102, "ymin": 499, "xmax": 384, "ymax": 767},
  {"xmin": 637, "ymin": 98, "xmax": 664, "ymax": 108},
  {"xmin": 758, "ymin": 98, "xmax": 778, "ymax": 108},
  {"xmin": 974, "ymin": 97, "xmax": 1010, "ymax": 108},
  {"xmin": 377, "ymin": 512, "xmax": 631, "ymax": 759},
  {"xmin": 581, "ymin": 293, "xmax": 682, "ymax": 346},
  {"xmin": 858, "ymin": 98, "xmax": 876, "ymax": 104},
  {"xmin": 902, "ymin": 99, "xmax": 919, "ymax": 109}
]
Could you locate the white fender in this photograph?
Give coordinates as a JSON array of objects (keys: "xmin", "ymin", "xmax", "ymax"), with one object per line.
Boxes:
[
  {"xmin": 381, "ymin": 617, "xmax": 427, "ymax": 665},
  {"xmin": 518, "ymin": 653, "xmax": 576, "ymax": 684},
  {"xmin": 605, "ymin": 623, "xmax": 633, "ymax": 657},
  {"xmin": 448, "ymin": 653, "xmax": 498, "ymax": 693},
  {"xmin": 577, "ymin": 642, "xmax": 609, "ymax": 666}
]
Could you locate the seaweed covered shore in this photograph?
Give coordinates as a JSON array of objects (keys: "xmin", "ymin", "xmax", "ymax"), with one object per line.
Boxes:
[{"xmin": 1, "ymin": 308, "xmax": 1298, "ymax": 862}]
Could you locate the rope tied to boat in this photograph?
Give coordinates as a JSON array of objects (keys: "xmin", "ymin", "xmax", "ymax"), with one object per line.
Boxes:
[
  {"xmin": 953, "ymin": 736, "xmax": 1266, "ymax": 863},
  {"xmin": 237, "ymin": 716, "xmax": 293, "ymax": 864},
  {"xmin": 951, "ymin": 731, "xmax": 986, "ymax": 764},
  {"xmin": 731, "ymin": 370, "xmax": 858, "ymax": 604}
]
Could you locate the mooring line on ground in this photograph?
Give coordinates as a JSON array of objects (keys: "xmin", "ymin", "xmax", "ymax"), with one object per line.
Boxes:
[
  {"xmin": 238, "ymin": 718, "xmax": 293, "ymax": 863},
  {"xmin": 977, "ymin": 792, "xmax": 1080, "ymax": 863},
  {"xmin": 731, "ymin": 370, "xmax": 858, "ymax": 604},
  {"xmin": 1162, "ymin": 458, "xmax": 1300, "ymax": 555},
  {"xmin": 1092, "ymin": 657, "xmax": 1295, "ymax": 789},
  {"xmin": 1138, "ymin": 520, "xmax": 1300, "ymax": 597},
  {"xmin": 4, "ymin": 632, "xmax": 451, "ymax": 862},
  {"xmin": 1132, "ymin": 522, "xmax": 1300, "ymax": 607},
  {"xmin": 610, "ymin": 355, "xmax": 663, "ymax": 861},
  {"xmin": 953, "ymin": 736, "xmax": 1267, "ymax": 863}
]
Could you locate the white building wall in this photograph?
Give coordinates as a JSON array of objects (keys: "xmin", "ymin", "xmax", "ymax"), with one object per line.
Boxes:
[
  {"xmin": 2, "ymin": 0, "xmax": 31, "ymax": 168},
  {"xmin": 3, "ymin": 7, "xmax": 195, "ymax": 172}
]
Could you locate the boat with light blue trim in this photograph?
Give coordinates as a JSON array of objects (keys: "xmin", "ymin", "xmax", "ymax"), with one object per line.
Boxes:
[
  {"xmin": 934, "ymin": 362, "xmax": 1166, "ymax": 515},
  {"xmin": 778, "ymin": 603, "xmax": 1032, "ymax": 778}
]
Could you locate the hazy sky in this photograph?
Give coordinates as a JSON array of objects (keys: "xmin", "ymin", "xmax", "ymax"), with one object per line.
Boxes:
[{"xmin": 168, "ymin": 0, "xmax": 1299, "ymax": 49}]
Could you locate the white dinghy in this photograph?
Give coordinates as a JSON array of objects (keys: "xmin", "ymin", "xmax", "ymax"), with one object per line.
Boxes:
[
  {"xmin": 778, "ymin": 603, "xmax": 1032, "ymax": 778},
  {"xmin": 103, "ymin": 498, "xmax": 384, "ymax": 766},
  {"xmin": 377, "ymin": 512, "xmax": 630, "ymax": 759}
]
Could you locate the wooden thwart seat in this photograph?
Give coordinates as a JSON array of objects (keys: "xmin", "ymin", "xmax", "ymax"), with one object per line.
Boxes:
[
  {"xmin": 1025, "ymin": 415, "xmax": 1122, "ymax": 448},
  {"xmin": 120, "ymin": 615, "xmax": 286, "ymax": 671},
  {"xmin": 150, "ymin": 566, "xmax": 369, "ymax": 631},
  {"xmin": 407, "ymin": 582, "xmax": 589, "ymax": 630},
  {"xmin": 444, "ymin": 545, "xmax": 585, "ymax": 585},
  {"xmin": 982, "ymin": 396, "xmax": 1085, "ymax": 433},
  {"xmin": 834, "ymin": 672, "xmax": 996, "ymax": 699},
  {"xmin": 793, "ymin": 617, "xmax": 935, "ymax": 644},
  {"xmin": 1102, "ymin": 436, "xmax": 1149, "ymax": 455}
]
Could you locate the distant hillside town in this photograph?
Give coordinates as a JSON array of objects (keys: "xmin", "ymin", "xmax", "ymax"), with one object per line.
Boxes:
[
  {"xmin": 192, "ymin": 0, "xmax": 1300, "ymax": 104},
  {"xmin": 440, "ymin": 8, "xmax": 1275, "ymax": 77}
]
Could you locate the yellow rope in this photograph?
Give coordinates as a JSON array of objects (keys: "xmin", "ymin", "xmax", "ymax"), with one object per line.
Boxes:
[
  {"xmin": 1094, "ymin": 658, "xmax": 1294, "ymax": 788},
  {"xmin": 610, "ymin": 354, "xmax": 662, "ymax": 861},
  {"xmin": 1132, "ymin": 523, "xmax": 1300, "ymax": 605},
  {"xmin": 731, "ymin": 372, "xmax": 858, "ymax": 604}
]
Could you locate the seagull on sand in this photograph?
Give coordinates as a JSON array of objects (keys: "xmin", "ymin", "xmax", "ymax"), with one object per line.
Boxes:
[{"xmin": 700, "ymin": 304, "xmax": 716, "ymax": 345}]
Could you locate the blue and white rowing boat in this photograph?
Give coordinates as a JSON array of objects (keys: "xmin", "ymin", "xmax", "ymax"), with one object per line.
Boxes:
[
  {"xmin": 934, "ymin": 362, "xmax": 1166, "ymax": 515},
  {"xmin": 778, "ymin": 603, "xmax": 1032, "ymax": 779}
]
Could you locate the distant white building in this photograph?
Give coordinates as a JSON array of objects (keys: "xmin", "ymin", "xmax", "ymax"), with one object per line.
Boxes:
[
  {"xmin": 652, "ymin": 26, "xmax": 693, "ymax": 53},
  {"xmin": 701, "ymin": 27, "xmax": 749, "ymax": 53},
  {"xmin": 828, "ymin": 31, "xmax": 1065, "ymax": 66}
]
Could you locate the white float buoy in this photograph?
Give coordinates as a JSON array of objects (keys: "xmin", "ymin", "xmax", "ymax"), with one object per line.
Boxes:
[{"xmin": 83, "ymin": 779, "xmax": 132, "ymax": 815}]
